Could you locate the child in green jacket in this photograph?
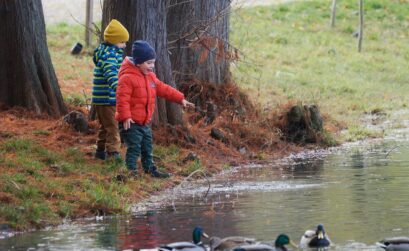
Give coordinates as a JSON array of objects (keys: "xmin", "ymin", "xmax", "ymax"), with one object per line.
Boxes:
[{"xmin": 91, "ymin": 19, "xmax": 129, "ymax": 160}]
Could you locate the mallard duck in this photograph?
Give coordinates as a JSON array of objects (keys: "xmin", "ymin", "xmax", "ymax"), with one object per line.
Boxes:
[
  {"xmin": 159, "ymin": 226, "xmax": 209, "ymax": 251},
  {"xmin": 377, "ymin": 237, "xmax": 409, "ymax": 251},
  {"xmin": 233, "ymin": 234, "xmax": 298, "ymax": 251},
  {"xmin": 209, "ymin": 235, "xmax": 256, "ymax": 251},
  {"xmin": 299, "ymin": 224, "xmax": 331, "ymax": 248}
]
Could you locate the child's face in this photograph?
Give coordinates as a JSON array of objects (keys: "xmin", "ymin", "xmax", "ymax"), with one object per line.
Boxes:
[
  {"xmin": 137, "ymin": 59, "xmax": 156, "ymax": 75},
  {"xmin": 115, "ymin": 42, "xmax": 127, "ymax": 49}
]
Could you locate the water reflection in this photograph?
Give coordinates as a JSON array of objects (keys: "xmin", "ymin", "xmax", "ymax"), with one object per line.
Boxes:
[
  {"xmin": 280, "ymin": 157, "xmax": 325, "ymax": 178},
  {"xmin": 2, "ymin": 140, "xmax": 409, "ymax": 250}
]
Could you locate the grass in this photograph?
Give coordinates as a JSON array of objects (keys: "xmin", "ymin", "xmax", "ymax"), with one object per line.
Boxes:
[
  {"xmin": 0, "ymin": 137, "xmax": 171, "ymax": 230},
  {"xmin": 46, "ymin": 22, "xmax": 96, "ymax": 103},
  {"xmin": 342, "ymin": 125, "xmax": 383, "ymax": 141},
  {"xmin": 230, "ymin": 0, "xmax": 409, "ymax": 131}
]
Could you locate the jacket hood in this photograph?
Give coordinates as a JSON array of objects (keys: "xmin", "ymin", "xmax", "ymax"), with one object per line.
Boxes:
[{"xmin": 119, "ymin": 57, "xmax": 145, "ymax": 78}]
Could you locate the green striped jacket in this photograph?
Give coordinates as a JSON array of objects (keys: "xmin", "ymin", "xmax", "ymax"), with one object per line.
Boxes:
[{"xmin": 91, "ymin": 43, "xmax": 124, "ymax": 105}]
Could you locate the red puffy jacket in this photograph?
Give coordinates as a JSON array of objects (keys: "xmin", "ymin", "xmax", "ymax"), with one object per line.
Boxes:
[{"xmin": 115, "ymin": 57, "xmax": 184, "ymax": 125}]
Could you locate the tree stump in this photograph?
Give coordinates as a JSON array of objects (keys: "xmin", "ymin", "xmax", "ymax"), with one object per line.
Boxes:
[
  {"xmin": 63, "ymin": 110, "xmax": 89, "ymax": 133},
  {"xmin": 285, "ymin": 104, "xmax": 323, "ymax": 143}
]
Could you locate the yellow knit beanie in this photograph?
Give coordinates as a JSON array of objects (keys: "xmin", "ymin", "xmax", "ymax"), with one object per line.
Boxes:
[{"xmin": 104, "ymin": 19, "xmax": 129, "ymax": 44}]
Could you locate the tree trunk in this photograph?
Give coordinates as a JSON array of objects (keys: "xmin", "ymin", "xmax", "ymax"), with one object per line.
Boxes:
[
  {"xmin": 0, "ymin": 0, "xmax": 67, "ymax": 117},
  {"xmin": 167, "ymin": 0, "xmax": 231, "ymax": 86},
  {"xmin": 330, "ymin": 0, "xmax": 337, "ymax": 27},
  {"xmin": 358, "ymin": 0, "xmax": 364, "ymax": 52},
  {"xmin": 85, "ymin": 0, "xmax": 94, "ymax": 47},
  {"xmin": 102, "ymin": 0, "xmax": 183, "ymax": 126}
]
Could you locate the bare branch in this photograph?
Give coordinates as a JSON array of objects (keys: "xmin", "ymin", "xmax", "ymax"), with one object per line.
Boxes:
[
  {"xmin": 171, "ymin": 169, "xmax": 211, "ymax": 211},
  {"xmin": 69, "ymin": 12, "xmax": 100, "ymax": 37}
]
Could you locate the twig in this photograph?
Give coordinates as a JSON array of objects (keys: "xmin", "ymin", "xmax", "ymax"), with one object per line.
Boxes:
[
  {"xmin": 187, "ymin": 83, "xmax": 204, "ymax": 103},
  {"xmin": 9, "ymin": 180, "xmax": 21, "ymax": 190},
  {"xmin": 82, "ymin": 89, "xmax": 91, "ymax": 112},
  {"xmin": 385, "ymin": 145, "xmax": 399, "ymax": 158},
  {"xmin": 167, "ymin": 0, "xmax": 197, "ymax": 9},
  {"xmin": 69, "ymin": 12, "xmax": 100, "ymax": 37},
  {"xmin": 171, "ymin": 169, "xmax": 211, "ymax": 211}
]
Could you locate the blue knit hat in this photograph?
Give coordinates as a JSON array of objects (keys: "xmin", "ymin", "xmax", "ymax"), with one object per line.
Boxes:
[{"xmin": 132, "ymin": 40, "xmax": 156, "ymax": 64}]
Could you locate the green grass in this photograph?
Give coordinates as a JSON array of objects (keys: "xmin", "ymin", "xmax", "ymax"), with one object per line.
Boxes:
[
  {"xmin": 342, "ymin": 125, "xmax": 383, "ymax": 141},
  {"xmin": 46, "ymin": 22, "xmax": 96, "ymax": 98},
  {"xmin": 231, "ymin": 0, "xmax": 409, "ymax": 127},
  {"xmin": 181, "ymin": 159, "xmax": 203, "ymax": 176},
  {"xmin": 0, "ymin": 137, "xmax": 177, "ymax": 230},
  {"xmin": 64, "ymin": 93, "xmax": 89, "ymax": 107},
  {"xmin": 0, "ymin": 138, "xmax": 127, "ymax": 229}
]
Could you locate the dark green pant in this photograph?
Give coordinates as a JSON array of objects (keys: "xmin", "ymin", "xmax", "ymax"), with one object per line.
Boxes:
[{"xmin": 119, "ymin": 123, "xmax": 153, "ymax": 171}]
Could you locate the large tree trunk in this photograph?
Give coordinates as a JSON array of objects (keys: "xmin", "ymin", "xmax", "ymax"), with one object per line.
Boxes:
[
  {"xmin": 102, "ymin": 0, "xmax": 183, "ymax": 126},
  {"xmin": 0, "ymin": 0, "xmax": 67, "ymax": 117},
  {"xmin": 167, "ymin": 0, "xmax": 231, "ymax": 86}
]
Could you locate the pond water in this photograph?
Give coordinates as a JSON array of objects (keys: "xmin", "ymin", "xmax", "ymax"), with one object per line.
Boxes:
[{"xmin": 2, "ymin": 117, "xmax": 409, "ymax": 250}]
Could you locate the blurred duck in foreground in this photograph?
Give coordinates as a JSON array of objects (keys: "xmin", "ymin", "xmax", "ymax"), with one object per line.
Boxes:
[
  {"xmin": 159, "ymin": 226, "xmax": 209, "ymax": 251},
  {"xmin": 233, "ymin": 234, "xmax": 298, "ymax": 251},
  {"xmin": 377, "ymin": 237, "xmax": 409, "ymax": 251},
  {"xmin": 299, "ymin": 224, "xmax": 331, "ymax": 249},
  {"xmin": 209, "ymin": 235, "xmax": 256, "ymax": 251}
]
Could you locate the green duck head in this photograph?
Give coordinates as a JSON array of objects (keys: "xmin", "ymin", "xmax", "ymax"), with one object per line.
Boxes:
[
  {"xmin": 193, "ymin": 226, "xmax": 209, "ymax": 244},
  {"xmin": 316, "ymin": 224, "xmax": 326, "ymax": 239},
  {"xmin": 275, "ymin": 234, "xmax": 298, "ymax": 248}
]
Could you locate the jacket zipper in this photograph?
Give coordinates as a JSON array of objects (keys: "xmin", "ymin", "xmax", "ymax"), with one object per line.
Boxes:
[{"xmin": 144, "ymin": 75, "xmax": 150, "ymax": 124}]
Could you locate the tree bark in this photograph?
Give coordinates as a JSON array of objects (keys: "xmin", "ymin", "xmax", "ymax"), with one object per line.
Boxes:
[
  {"xmin": 0, "ymin": 0, "xmax": 67, "ymax": 117},
  {"xmin": 167, "ymin": 0, "xmax": 231, "ymax": 86},
  {"xmin": 85, "ymin": 0, "xmax": 94, "ymax": 47},
  {"xmin": 330, "ymin": 0, "xmax": 337, "ymax": 27},
  {"xmin": 102, "ymin": 0, "xmax": 183, "ymax": 126}
]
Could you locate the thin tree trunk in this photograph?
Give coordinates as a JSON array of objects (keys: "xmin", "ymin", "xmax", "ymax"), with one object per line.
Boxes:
[
  {"xmin": 358, "ymin": 0, "xmax": 364, "ymax": 52},
  {"xmin": 330, "ymin": 0, "xmax": 337, "ymax": 27},
  {"xmin": 167, "ymin": 0, "xmax": 231, "ymax": 86},
  {"xmin": 102, "ymin": 0, "xmax": 183, "ymax": 126},
  {"xmin": 85, "ymin": 0, "xmax": 94, "ymax": 47},
  {"xmin": 0, "ymin": 0, "xmax": 67, "ymax": 117}
]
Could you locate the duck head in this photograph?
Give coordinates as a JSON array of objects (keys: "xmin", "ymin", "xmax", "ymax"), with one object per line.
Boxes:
[
  {"xmin": 193, "ymin": 226, "xmax": 209, "ymax": 244},
  {"xmin": 275, "ymin": 234, "xmax": 298, "ymax": 249},
  {"xmin": 316, "ymin": 224, "xmax": 326, "ymax": 239}
]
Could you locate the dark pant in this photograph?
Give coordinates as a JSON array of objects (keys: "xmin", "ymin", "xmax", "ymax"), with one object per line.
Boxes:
[{"xmin": 119, "ymin": 123, "xmax": 153, "ymax": 171}]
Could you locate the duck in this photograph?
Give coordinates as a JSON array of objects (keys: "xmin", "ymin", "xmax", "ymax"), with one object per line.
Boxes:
[
  {"xmin": 159, "ymin": 226, "xmax": 209, "ymax": 251},
  {"xmin": 232, "ymin": 234, "xmax": 298, "ymax": 251},
  {"xmin": 377, "ymin": 237, "xmax": 409, "ymax": 251},
  {"xmin": 209, "ymin": 235, "xmax": 256, "ymax": 251},
  {"xmin": 299, "ymin": 224, "xmax": 331, "ymax": 249}
]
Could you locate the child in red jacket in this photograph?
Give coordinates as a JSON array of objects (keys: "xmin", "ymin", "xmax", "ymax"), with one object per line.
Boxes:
[{"xmin": 116, "ymin": 40, "xmax": 194, "ymax": 178}]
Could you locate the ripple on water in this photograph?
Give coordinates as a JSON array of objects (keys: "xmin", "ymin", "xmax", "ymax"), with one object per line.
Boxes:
[{"xmin": 175, "ymin": 181, "xmax": 323, "ymax": 195}]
